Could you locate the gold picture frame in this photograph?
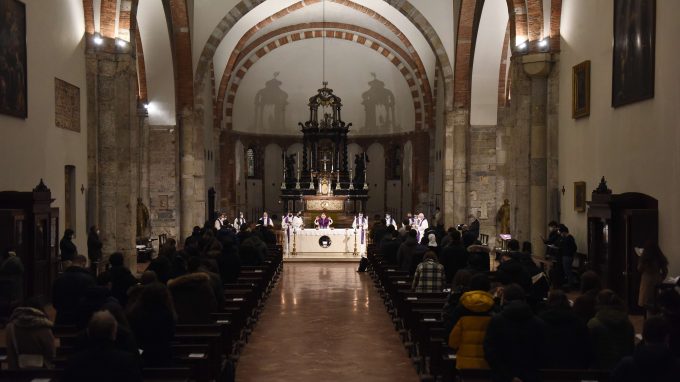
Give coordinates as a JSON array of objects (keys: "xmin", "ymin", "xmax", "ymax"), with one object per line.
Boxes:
[
  {"xmin": 572, "ymin": 60, "xmax": 591, "ymax": 119},
  {"xmin": 574, "ymin": 181, "xmax": 586, "ymax": 212}
]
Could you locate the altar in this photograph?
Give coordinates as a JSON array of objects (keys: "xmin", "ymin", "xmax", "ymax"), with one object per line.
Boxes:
[{"xmin": 282, "ymin": 228, "xmax": 366, "ymax": 261}]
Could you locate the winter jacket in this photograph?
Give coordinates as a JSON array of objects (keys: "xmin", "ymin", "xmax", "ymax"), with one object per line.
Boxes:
[
  {"xmin": 5, "ymin": 307, "xmax": 55, "ymax": 370},
  {"xmin": 496, "ymin": 257, "xmax": 532, "ymax": 291},
  {"xmin": 573, "ymin": 288, "xmax": 599, "ymax": 324},
  {"xmin": 168, "ymin": 272, "xmax": 218, "ymax": 324},
  {"xmin": 538, "ymin": 307, "xmax": 591, "ymax": 369},
  {"xmin": 59, "ymin": 237, "xmax": 78, "ymax": 261},
  {"xmin": 52, "ymin": 266, "xmax": 96, "ymax": 325},
  {"xmin": 448, "ymin": 291, "xmax": 496, "ymax": 369},
  {"xmin": 87, "ymin": 232, "xmax": 103, "ymax": 261},
  {"xmin": 438, "ymin": 244, "xmax": 468, "ymax": 283},
  {"xmin": 128, "ymin": 304, "xmax": 176, "ymax": 367},
  {"xmin": 588, "ymin": 308, "xmax": 635, "ymax": 369},
  {"xmin": 100, "ymin": 266, "xmax": 139, "ymax": 307},
  {"xmin": 611, "ymin": 343, "xmax": 680, "ymax": 382},
  {"xmin": 63, "ymin": 340, "xmax": 142, "ymax": 382},
  {"xmin": 484, "ymin": 300, "xmax": 546, "ymax": 382}
]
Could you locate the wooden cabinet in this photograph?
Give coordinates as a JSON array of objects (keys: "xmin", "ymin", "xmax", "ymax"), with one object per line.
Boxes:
[
  {"xmin": 0, "ymin": 180, "xmax": 59, "ymax": 300},
  {"xmin": 587, "ymin": 178, "xmax": 658, "ymax": 312}
]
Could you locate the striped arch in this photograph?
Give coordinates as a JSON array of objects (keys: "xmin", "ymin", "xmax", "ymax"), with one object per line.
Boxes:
[
  {"xmin": 216, "ymin": 23, "xmax": 432, "ymax": 131},
  {"xmin": 454, "ymin": 0, "xmax": 484, "ymax": 109},
  {"xmin": 166, "ymin": 0, "xmax": 194, "ymax": 111},
  {"xmin": 221, "ymin": 28, "xmax": 427, "ymax": 131}
]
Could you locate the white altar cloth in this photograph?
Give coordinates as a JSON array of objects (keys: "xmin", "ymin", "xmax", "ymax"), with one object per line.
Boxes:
[{"xmin": 283, "ymin": 228, "xmax": 366, "ymax": 260}]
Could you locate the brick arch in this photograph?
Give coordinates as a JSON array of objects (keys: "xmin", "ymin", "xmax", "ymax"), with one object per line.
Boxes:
[
  {"xmin": 99, "ymin": 0, "xmax": 117, "ymax": 38},
  {"xmin": 195, "ymin": 1, "xmax": 449, "ymax": 106},
  {"xmin": 222, "ymin": 28, "xmax": 426, "ymax": 131},
  {"xmin": 454, "ymin": 0, "xmax": 483, "ymax": 109},
  {"xmin": 166, "ymin": 0, "xmax": 194, "ymax": 111},
  {"xmin": 217, "ymin": 23, "xmax": 432, "ymax": 131},
  {"xmin": 526, "ymin": 0, "xmax": 544, "ymax": 41},
  {"xmin": 549, "ymin": 0, "xmax": 562, "ymax": 51},
  {"xmin": 506, "ymin": 0, "xmax": 528, "ymax": 51}
]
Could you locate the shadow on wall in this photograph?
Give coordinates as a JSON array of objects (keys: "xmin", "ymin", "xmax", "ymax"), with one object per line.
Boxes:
[
  {"xmin": 362, "ymin": 73, "xmax": 397, "ymax": 133},
  {"xmin": 254, "ymin": 72, "xmax": 288, "ymax": 131}
]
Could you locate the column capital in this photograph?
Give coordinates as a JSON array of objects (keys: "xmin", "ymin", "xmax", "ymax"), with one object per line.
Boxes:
[{"xmin": 521, "ymin": 53, "xmax": 554, "ymax": 78}]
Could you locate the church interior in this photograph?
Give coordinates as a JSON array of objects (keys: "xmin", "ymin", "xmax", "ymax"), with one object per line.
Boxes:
[{"xmin": 1, "ymin": 0, "xmax": 679, "ymax": 381}]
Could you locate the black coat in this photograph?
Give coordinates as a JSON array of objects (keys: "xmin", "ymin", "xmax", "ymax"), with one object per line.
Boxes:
[
  {"xmin": 59, "ymin": 237, "xmax": 78, "ymax": 261},
  {"xmin": 612, "ymin": 343, "xmax": 680, "ymax": 382},
  {"xmin": 128, "ymin": 305, "xmax": 176, "ymax": 367},
  {"xmin": 559, "ymin": 234, "xmax": 577, "ymax": 258},
  {"xmin": 87, "ymin": 232, "xmax": 103, "ymax": 261},
  {"xmin": 147, "ymin": 255, "xmax": 172, "ymax": 284},
  {"xmin": 484, "ymin": 301, "xmax": 546, "ymax": 382},
  {"xmin": 53, "ymin": 267, "xmax": 96, "ymax": 325},
  {"xmin": 100, "ymin": 266, "xmax": 138, "ymax": 307},
  {"xmin": 63, "ymin": 340, "xmax": 142, "ymax": 382},
  {"xmin": 496, "ymin": 257, "xmax": 532, "ymax": 292},
  {"xmin": 538, "ymin": 307, "xmax": 591, "ymax": 369},
  {"xmin": 217, "ymin": 244, "xmax": 241, "ymax": 284},
  {"xmin": 439, "ymin": 244, "xmax": 468, "ymax": 283},
  {"xmin": 379, "ymin": 237, "xmax": 401, "ymax": 265}
]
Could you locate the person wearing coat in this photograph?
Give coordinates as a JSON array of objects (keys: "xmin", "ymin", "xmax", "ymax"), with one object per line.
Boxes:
[
  {"xmin": 59, "ymin": 228, "xmax": 78, "ymax": 264},
  {"xmin": 538, "ymin": 290, "xmax": 591, "ymax": 369},
  {"xmin": 52, "ymin": 255, "xmax": 96, "ymax": 325},
  {"xmin": 5, "ymin": 299, "xmax": 56, "ymax": 370},
  {"xmin": 87, "ymin": 226, "xmax": 103, "ymax": 274},
  {"xmin": 637, "ymin": 242, "xmax": 668, "ymax": 309},
  {"xmin": 167, "ymin": 272, "xmax": 218, "ymax": 324},
  {"xmin": 127, "ymin": 282, "xmax": 176, "ymax": 367},
  {"xmin": 587, "ymin": 289, "xmax": 635, "ymax": 369},
  {"xmin": 98, "ymin": 252, "xmax": 139, "ymax": 308},
  {"xmin": 0, "ymin": 249, "xmax": 24, "ymax": 302},
  {"xmin": 448, "ymin": 288, "xmax": 496, "ymax": 369},
  {"xmin": 484, "ymin": 284, "xmax": 546, "ymax": 382}
]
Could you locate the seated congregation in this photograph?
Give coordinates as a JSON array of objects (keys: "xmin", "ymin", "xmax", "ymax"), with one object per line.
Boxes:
[
  {"xmin": 367, "ymin": 222, "xmax": 680, "ymax": 382},
  {"xmin": 0, "ymin": 221, "xmax": 283, "ymax": 382}
]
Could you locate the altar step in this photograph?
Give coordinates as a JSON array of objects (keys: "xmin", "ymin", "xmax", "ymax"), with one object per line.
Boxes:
[{"xmin": 284, "ymin": 253, "xmax": 361, "ymax": 262}]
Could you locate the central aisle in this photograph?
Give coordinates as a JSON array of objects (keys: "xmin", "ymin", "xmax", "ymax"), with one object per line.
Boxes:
[{"xmin": 235, "ymin": 263, "xmax": 420, "ymax": 382}]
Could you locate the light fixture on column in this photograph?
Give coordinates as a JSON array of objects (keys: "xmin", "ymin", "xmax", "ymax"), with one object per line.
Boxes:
[
  {"xmin": 517, "ymin": 41, "xmax": 527, "ymax": 51},
  {"xmin": 93, "ymin": 33, "xmax": 103, "ymax": 45},
  {"xmin": 116, "ymin": 38, "xmax": 128, "ymax": 48},
  {"xmin": 538, "ymin": 38, "xmax": 549, "ymax": 51}
]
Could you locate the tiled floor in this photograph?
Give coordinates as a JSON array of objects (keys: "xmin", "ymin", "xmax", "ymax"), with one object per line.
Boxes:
[{"xmin": 235, "ymin": 263, "xmax": 420, "ymax": 382}]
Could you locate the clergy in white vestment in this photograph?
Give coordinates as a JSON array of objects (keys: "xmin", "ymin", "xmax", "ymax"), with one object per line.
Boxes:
[
  {"xmin": 352, "ymin": 213, "xmax": 368, "ymax": 245},
  {"xmin": 384, "ymin": 213, "xmax": 398, "ymax": 229},
  {"xmin": 214, "ymin": 212, "xmax": 227, "ymax": 230},
  {"xmin": 258, "ymin": 212, "xmax": 274, "ymax": 227},
  {"xmin": 416, "ymin": 212, "xmax": 429, "ymax": 243},
  {"xmin": 283, "ymin": 212, "xmax": 295, "ymax": 245},
  {"xmin": 292, "ymin": 212, "xmax": 304, "ymax": 231},
  {"xmin": 233, "ymin": 212, "xmax": 247, "ymax": 230},
  {"xmin": 403, "ymin": 212, "xmax": 416, "ymax": 230}
]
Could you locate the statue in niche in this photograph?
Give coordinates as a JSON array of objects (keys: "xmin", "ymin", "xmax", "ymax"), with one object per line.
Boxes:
[
  {"xmin": 285, "ymin": 153, "xmax": 297, "ymax": 183},
  {"xmin": 362, "ymin": 73, "xmax": 396, "ymax": 132},
  {"xmin": 254, "ymin": 72, "xmax": 288, "ymax": 131},
  {"xmin": 353, "ymin": 153, "xmax": 369, "ymax": 188},
  {"xmin": 136, "ymin": 198, "xmax": 151, "ymax": 239},
  {"xmin": 495, "ymin": 199, "xmax": 511, "ymax": 234}
]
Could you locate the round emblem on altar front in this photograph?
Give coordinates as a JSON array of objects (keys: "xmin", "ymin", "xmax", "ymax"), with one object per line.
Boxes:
[
  {"xmin": 319, "ymin": 235, "xmax": 332, "ymax": 248},
  {"xmin": 321, "ymin": 201, "xmax": 329, "ymax": 209}
]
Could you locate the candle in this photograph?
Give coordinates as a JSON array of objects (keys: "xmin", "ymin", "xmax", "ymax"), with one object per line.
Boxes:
[{"xmin": 297, "ymin": 151, "xmax": 300, "ymax": 171}]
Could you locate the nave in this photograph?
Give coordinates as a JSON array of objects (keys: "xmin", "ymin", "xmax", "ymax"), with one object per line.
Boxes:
[{"xmin": 236, "ymin": 263, "xmax": 418, "ymax": 382}]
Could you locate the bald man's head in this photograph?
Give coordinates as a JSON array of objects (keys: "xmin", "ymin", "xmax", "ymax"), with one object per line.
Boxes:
[{"xmin": 87, "ymin": 310, "xmax": 117, "ymax": 341}]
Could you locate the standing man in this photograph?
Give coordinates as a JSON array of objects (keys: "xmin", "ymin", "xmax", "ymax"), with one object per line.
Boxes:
[
  {"xmin": 558, "ymin": 224, "xmax": 577, "ymax": 289},
  {"xmin": 416, "ymin": 212, "xmax": 429, "ymax": 243},
  {"xmin": 433, "ymin": 207, "xmax": 442, "ymax": 229},
  {"xmin": 233, "ymin": 212, "xmax": 247, "ymax": 230},
  {"xmin": 214, "ymin": 212, "xmax": 227, "ymax": 231},
  {"xmin": 258, "ymin": 212, "xmax": 274, "ymax": 227},
  {"xmin": 283, "ymin": 212, "xmax": 295, "ymax": 251},
  {"xmin": 403, "ymin": 213, "xmax": 416, "ymax": 230},
  {"xmin": 352, "ymin": 212, "xmax": 369, "ymax": 247},
  {"xmin": 317, "ymin": 213, "xmax": 333, "ymax": 229},
  {"xmin": 384, "ymin": 213, "xmax": 398, "ymax": 229}
]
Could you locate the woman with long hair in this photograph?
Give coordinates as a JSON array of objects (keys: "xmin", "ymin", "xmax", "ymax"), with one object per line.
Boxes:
[
  {"xmin": 127, "ymin": 282, "xmax": 177, "ymax": 366},
  {"xmin": 638, "ymin": 242, "xmax": 669, "ymax": 310}
]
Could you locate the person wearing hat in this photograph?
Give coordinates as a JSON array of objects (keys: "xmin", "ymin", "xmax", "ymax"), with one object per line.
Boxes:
[{"xmin": 558, "ymin": 224, "xmax": 577, "ymax": 289}]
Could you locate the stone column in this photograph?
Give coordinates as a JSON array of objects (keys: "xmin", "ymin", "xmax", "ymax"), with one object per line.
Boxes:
[
  {"xmin": 452, "ymin": 108, "xmax": 468, "ymax": 225},
  {"xmin": 178, "ymin": 109, "xmax": 205, "ymax": 239},
  {"xmin": 86, "ymin": 38, "xmax": 138, "ymax": 269},
  {"xmin": 443, "ymin": 110, "xmax": 455, "ymax": 228},
  {"xmin": 522, "ymin": 53, "xmax": 553, "ymax": 256},
  {"xmin": 411, "ymin": 131, "xmax": 430, "ymax": 212}
]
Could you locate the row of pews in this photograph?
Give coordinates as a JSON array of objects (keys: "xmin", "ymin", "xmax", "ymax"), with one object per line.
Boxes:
[
  {"xmin": 366, "ymin": 245, "xmax": 611, "ymax": 382},
  {"xmin": 0, "ymin": 245, "xmax": 284, "ymax": 382}
]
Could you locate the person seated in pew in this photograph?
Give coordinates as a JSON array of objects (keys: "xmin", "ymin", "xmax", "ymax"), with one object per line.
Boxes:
[
  {"xmin": 495, "ymin": 240, "xmax": 532, "ymax": 293},
  {"xmin": 411, "ymin": 251, "xmax": 446, "ymax": 293},
  {"xmin": 127, "ymin": 282, "xmax": 176, "ymax": 367},
  {"xmin": 465, "ymin": 245, "xmax": 491, "ymax": 274},
  {"xmin": 73, "ymin": 296, "xmax": 139, "ymax": 356},
  {"xmin": 52, "ymin": 255, "xmax": 96, "ymax": 326},
  {"xmin": 168, "ymin": 272, "xmax": 218, "ymax": 324},
  {"xmin": 587, "ymin": 289, "xmax": 635, "ymax": 369},
  {"xmin": 538, "ymin": 290, "xmax": 591, "ymax": 369},
  {"xmin": 64, "ymin": 310, "xmax": 142, "ymax": 382},
  {"xmin": 448, "ymin": 273, "xmax": 496, "ymax": 370},
  {"xmin": 240, "ymin": 232, "xmax": 268, "ymax": 266},
  {"xmin": 397, "ymin": 229, "xmax": 427, "ymax": 276},
  {"xmin": 572, "ymin": 270, "xmax": 602, "ymax": 325},
  {"xmin": 5, "ymin": 297, "xmax": 56, "ymax": 370},
  {"xmin": 97, "ymin": 252, "xmax": 139, "ymax": 308},
  {"xmin": 484, "ymin": 284, "xmax": 546, "ymax": 382},
  {"xmin": 216, "ymin": 234, "xmax": 241, "ymax": 284},
  {"xmin": 379, "ymin": 227, "xmax": 401, "ymax": 265},
  {"xmin": 438, "ymin": 229, "xmax": 468, "ymax": 285},
  {"xmin": 188, "ymin": 256, "xmax": 224, "ymax": 310},
  {"xmin": 612, "ymin": 316, "xmax": 680, "ymax": 382}
]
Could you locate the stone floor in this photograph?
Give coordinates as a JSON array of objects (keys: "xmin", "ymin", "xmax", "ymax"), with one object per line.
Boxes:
[{"xmin": 234, "ymin": 262, "xmax": 420, "ymax": 382}]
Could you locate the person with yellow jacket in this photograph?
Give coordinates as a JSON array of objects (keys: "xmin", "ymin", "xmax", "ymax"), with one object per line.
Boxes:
[{"xmin": 448, "ymin": 275, "xmax": 496, "ymax": 370}]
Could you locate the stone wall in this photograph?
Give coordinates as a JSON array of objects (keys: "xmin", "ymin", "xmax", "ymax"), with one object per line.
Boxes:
[
  {"xmin": 468, "ymin": 125, "xmax": 498, "ymax": 236},
  {"xmin": 149, "ymin": 126, "xmax": 180, "ymax": 240}
]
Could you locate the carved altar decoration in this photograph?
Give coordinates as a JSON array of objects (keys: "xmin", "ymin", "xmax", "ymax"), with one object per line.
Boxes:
[{"xmin": 280, "ymin": 83, "xmax": 369, "ymax": 226}]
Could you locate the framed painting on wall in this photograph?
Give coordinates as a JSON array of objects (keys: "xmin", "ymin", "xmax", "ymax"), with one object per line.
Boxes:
[
  {"xmin": 612, "ymin": 0, "xmax": 656, "ymax": 107},
  {"xmin": 572, "ymin": 61, "xmax": 591, "ymax": 119},
  {"xmin": 574, "ymin": 181, "xmax": 586, "ymax": 213},
  {"xmin": 0, "ymin": 0, "xmax": 27, "ymax": 119}
]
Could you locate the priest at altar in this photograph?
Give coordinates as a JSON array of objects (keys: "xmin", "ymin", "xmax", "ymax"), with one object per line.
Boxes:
[{"xmin": 314, "ymin": 213, "xmax": 333, "ymax": 229}]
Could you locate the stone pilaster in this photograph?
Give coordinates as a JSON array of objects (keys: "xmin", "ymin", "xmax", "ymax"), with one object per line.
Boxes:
[
  {"xmin": 452, "ymin": 108, "xmax": 468, "ymax": 225},
  {"xmin": 86, "ymin": 39, "xmax": 138, "ymax": 268},
  {"xmin": 443, "ymin": 110, "xmax": 456, "ymax": 228}
]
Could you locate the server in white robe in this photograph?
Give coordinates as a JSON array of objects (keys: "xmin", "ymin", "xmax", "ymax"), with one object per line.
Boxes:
[
  {"xmin": 384, "ymin": 213, "xmax": 398, "ymax": 229},
  {"xmin": 416, "ymin": 212, "xmax": 429, "ymax": 243},
  {"xmin": 233, "ymin": 212, "xmax": 247, "ymax": 230}
]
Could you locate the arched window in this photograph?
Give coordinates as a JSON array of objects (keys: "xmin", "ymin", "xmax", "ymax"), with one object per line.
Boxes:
[{"xmin": 246, "ymin": 148, "xmax": 256, "ymax": 178}]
